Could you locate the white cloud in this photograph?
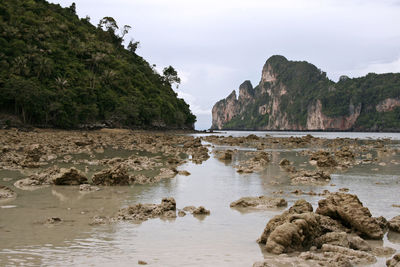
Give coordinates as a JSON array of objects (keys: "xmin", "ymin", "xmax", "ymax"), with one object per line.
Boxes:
[{"xmin": 177, "ymin": 91, "xmax": 211, "ymax": 115}]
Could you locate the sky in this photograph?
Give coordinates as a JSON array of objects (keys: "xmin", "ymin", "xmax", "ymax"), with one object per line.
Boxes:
[{"xmin": 49, "ymin": 0, "xmax": 400, "ymax": 130}]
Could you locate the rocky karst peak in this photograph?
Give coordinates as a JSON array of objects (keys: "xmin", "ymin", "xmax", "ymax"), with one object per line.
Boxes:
[{"xmin": 238, "ymin": 80, "xmax": 254, "ymax": 102}]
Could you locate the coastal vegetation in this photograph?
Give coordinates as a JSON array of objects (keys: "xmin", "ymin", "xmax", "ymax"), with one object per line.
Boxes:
[{"xmin": 0, "ymin": 0, "xmax": 196, "ymax": 129}]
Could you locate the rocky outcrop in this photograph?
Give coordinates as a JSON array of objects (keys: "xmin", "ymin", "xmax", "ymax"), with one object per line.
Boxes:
[
  {"xmin": 316, "ymin": 193, "xmax": 384, "ymax": 239},
  {"xmin": 306, "ymin": 100, "xmax": 361, "ymax": 131},
  {"xmin": 211, "ymin": 55, "xmax": 400, "ymax": 131},
  {"xmin": 258, "ymin": 193, "xmax": 386, "ymax": 259},
  {"xmin": 211, "ymin": 90, "xmax": 239, "ymax": 130}
]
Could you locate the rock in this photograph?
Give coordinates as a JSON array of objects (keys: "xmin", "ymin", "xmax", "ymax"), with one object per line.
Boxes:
[
  {"xmin": 14, "ymin": 166, "xmax": 86, "ymax": 189},
  {"xmin": 52, "ymin": 167, "xmax": 88, "ymax": 185},
  {"xmin": 92, "ymin": 164, "xmax": 130, "ymax": 185},
  {"xmin": 310, "ymin": 151, "xmax": 338, "ymax": 167},
  {"xmin": 178, "ymin": 170, "xmax": 191, "ymax": 176},
  {"xmin": 279, "ymin": 158, "xmax": 291, "ymax": 166},
  {"xmin": 0, "ymin": 185, "xmax": 16, "ymax": 199},
  {"xmin": 116, "ymin": 197, "xmax": 176, "ymax": 222},
  {"xmin": 258, "ymin": 199, "xmax": 313, "ymax": 245},
  {"xmin": 300, "ymin": 244, "xmax": 376, "ymax": 266},
  {"xmin": 335, "ymin": 147, "xmax": 355, "ymax": 162},
  {"xmin": 79, "ymin": 184, "xmax": 100, "ymax": 192},
  {"xmin": 375, "ymin": 215, "xmax": 388, "ymax": 231},
  {"xmin": 321, "ymin": 244, "xmax": 376, "ymax": 264},
  {"xmin": 217, "ymin": 150, "xmax": 234, "ymax": 160},
  {"xmin": 387, "ymin": 253, "xmax": 400, "ymax": 267},
  {"xmin": 138, "ymin": 260, "xmax": 147, "ymax": 265},
  {"xmin": 178, "ymin": 210, "xmax": 186, "ymax": 217},
  {"xmin": 290, "ymin": 170, "xmax": 331, "ymax": 185},
  {"xmin": 230, "ymin": 196, "xmax": 287, "ymax": 209},
  {"xmin": 347, "ymin": 235, "xmax": 371, "ymax": 251},
  {"xmin": 192, "ymin": 206, "xmax": 210, "ymax": 215},
  {"xmin": 389, "ymin": 215, "xmax": 400, "ymax": 232},
  {"xmin": 46, "ymin": 217, "xmax": 62, "ymax": 224},
  {"xmin": 264, "ymin": 212, "xmax": 323, "ymax": 254},
  {"xmin": 182, "ymin": 205, "xmax": 210, "ymax": 216},
  {"xmin": 313, "ymin": 232, "xmax": 349, "ymax": 249},
  {"xmin": 154, "ymin": 167, "xmax": 178, "ymax": 180},
  {"xmin": 316, "ymin": 193, "xmax": 384, "ymax": 239}
]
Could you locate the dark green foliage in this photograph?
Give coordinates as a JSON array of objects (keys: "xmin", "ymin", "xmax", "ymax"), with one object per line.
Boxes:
[
  {"xmin": 0, "ymin": 0, "xmax": 195, "ymax": 128},
  {"xmin": 267, "ymin": 56, "xmax": 333, "ymax": 127},
  {"xmin": 220, "ymin": 55, "xmax": 400, "ymax": 131}
]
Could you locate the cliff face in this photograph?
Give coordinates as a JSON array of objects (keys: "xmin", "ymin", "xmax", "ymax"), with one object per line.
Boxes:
[{"xmin": 211, "ymin": 55, "xmax": 400, "ymax": 131}]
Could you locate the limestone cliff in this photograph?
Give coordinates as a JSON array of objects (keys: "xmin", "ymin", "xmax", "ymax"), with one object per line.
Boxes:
[{"xmin": 211, "ymin": 55, "xmax": 400, "ymax": 131}]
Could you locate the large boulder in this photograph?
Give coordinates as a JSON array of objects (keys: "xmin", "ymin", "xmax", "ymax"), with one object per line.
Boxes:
[
  {"xmin": 92, "ymin": 164, "xmax": 130, "ymax": 185},
  {"xmin": 316, "ymin": 193, "xmax": 384, "ymax": 239},
  {"xmin": 264, "ymin": 212, "xmax": 323, "ymax": 254},
  {"xmin": 258, "ymin": 199, "xmax": 313, "ymax": 245},
  {"xmin": 51, "ymin": 167, "xmax": 87, "ymax": 185}
]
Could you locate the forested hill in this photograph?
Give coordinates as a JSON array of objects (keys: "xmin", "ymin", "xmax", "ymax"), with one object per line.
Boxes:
[
  {"xmin": 212, "ymin": 55, "xmax": 400, "ymax": 131},
  {"xmin": 0, "ymin": 0, "xmax": 196, "ymax": 129}
]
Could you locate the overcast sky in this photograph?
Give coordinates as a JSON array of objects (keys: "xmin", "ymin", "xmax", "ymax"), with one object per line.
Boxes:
[{"xmin": 50, "ymin": 0, "xmax": 400, "ymax": 129}]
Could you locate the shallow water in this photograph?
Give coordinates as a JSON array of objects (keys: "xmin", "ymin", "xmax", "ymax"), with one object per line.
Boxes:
[{"xmin": 1, "ymin": 131, "xmax": 400, "ymax": 266}]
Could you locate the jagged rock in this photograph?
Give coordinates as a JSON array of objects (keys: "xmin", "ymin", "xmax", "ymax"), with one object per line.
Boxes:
[
  {"xmin": 310, "ymin": 151, "xmax": 338, "ymax": 167},
  {"xmin": 386, "ymin": 253, "xmax": 400, "ymax": 267},
  {"xmin": 389, "ymin": 215, "xmax": 400, "ymax": 233},
  {"xmin": 230, "ymin": 196, "xmax": 287, "ymax": 209},
  {"xmin": 316, "ymin": 193, "xmax": 384, "ymax": 239},
  {"xmin": 192, "ymin": 206, "xmax": 210, "ymax": 215},
  {"xmin": 335, "ymin": 147, "xmax": 355, "ymax": 162},
  {"xmin": 0, "ymin": 185, "xmax": 16, "ymax": 199},
  {"xmin": 264, "ymin": 212, "xmax": 323, "ymax": 254},
  {"xmin": 258, "ymin": 199, "xmax": 313, "ymax": 244},
  {"xmin": 52, "ymin": 167, "xmax": 88, "ymax": 185},
  {"xmin": 92, "ymin": 164, "xmax": 130, "ymax": 185},
  {"xmin": 116, "ymin": 198, "xmax": 176, "ymax": 222},
  {"xmin": 279, "ymin": 158, "xmax": 291, "ymax": 166},
  {"xmin": 313, "ymin": 232, "xmax": 349, "ymax": 248},
  {"xmin": 14, "ymin": 166, "xmax": 87, "ymax": 189},
  {"xmin": 290, "ymin": 170, "xmax": 331, "ymax": 185},
  {"xmin": 300, "ymin": 244, "xmax": 376, "ymax": 266},
  {"xmin": 376, "ymin": 215, "xmax": 389, "ymax": 231},
  {"xmin": 347, "ymin": 235, "xmax": 371, "ymax": 251}
]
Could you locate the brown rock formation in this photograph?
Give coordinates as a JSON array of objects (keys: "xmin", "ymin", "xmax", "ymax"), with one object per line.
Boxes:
[{"xmin": 316, "ymin": 193, "xmax": 384, "ymax": 239}]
